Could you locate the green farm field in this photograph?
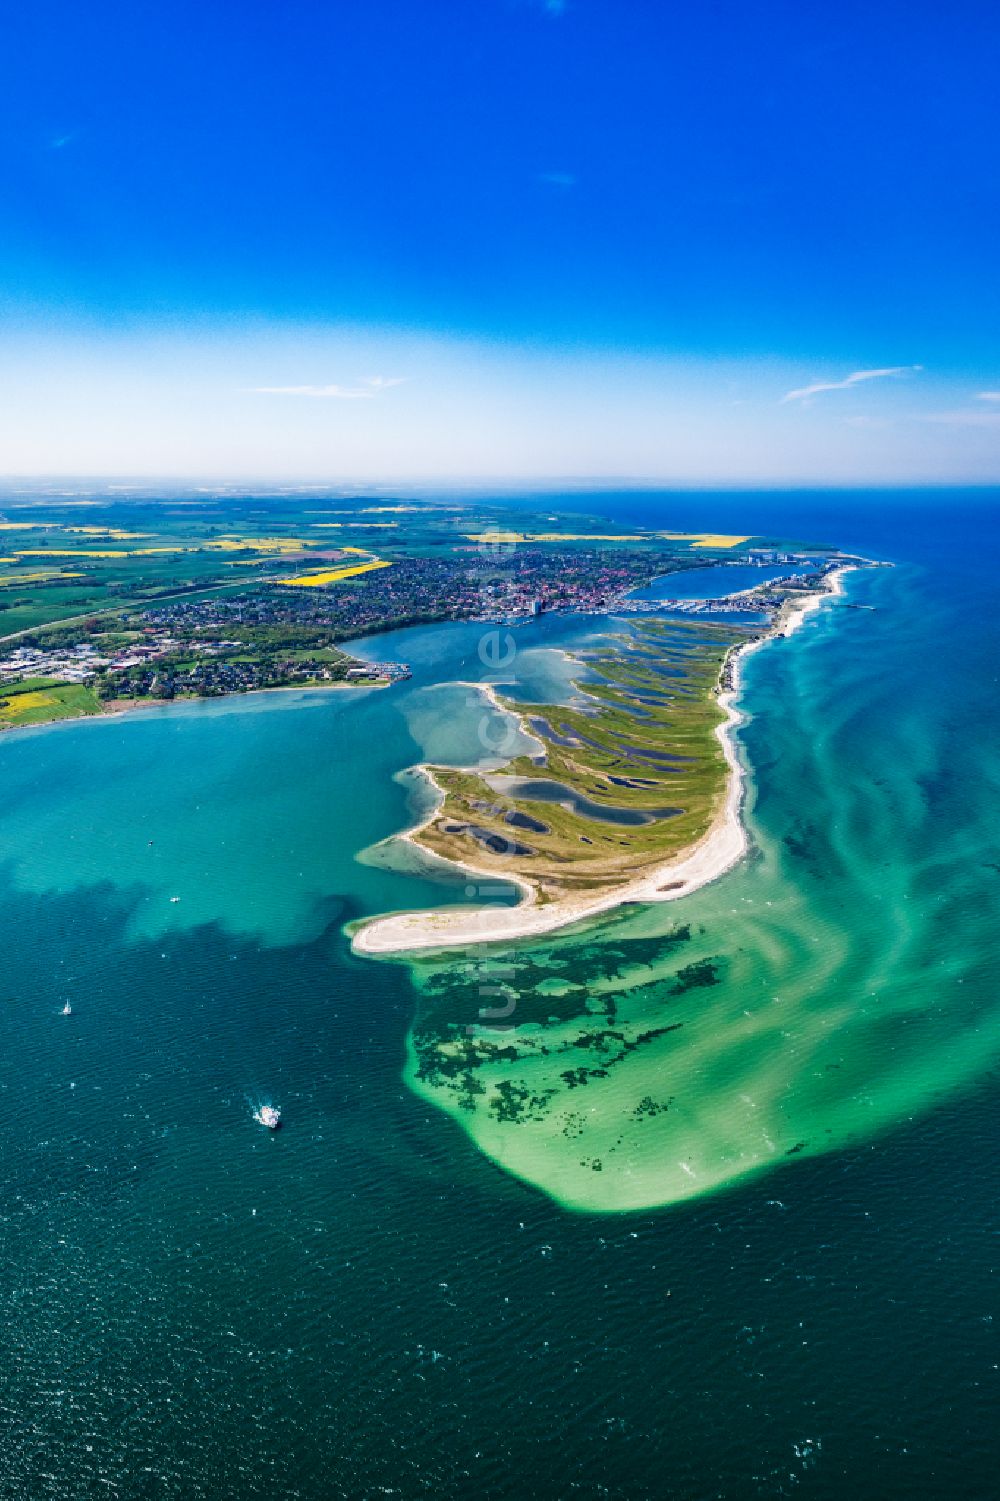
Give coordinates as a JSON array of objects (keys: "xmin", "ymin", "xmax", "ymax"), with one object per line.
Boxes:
[{"xmin": 0, "ymin": 677, "xmax": 102, "ymax": 730}]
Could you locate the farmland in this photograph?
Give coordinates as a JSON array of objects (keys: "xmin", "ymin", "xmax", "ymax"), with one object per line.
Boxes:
[{"xmin": 0, "ymin": 678, "xmax": 101, "ymax": 730}]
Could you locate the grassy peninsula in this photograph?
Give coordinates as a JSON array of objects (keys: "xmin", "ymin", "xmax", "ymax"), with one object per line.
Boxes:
[{"xmin": 420, "ymin": 616, "xmax": 757, "ymax": 901}]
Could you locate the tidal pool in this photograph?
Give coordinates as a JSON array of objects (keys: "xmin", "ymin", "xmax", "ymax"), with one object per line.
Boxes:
[{"xmin": 487, "ymin": 775, "xmax": 680, "ymax": 826}]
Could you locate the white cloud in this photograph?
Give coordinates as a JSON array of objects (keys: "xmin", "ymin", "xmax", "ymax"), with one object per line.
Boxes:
[
  {"xmin": 976, "ymin": 391, "xmax": 1000, "ymax": 402},
  {"xmin": 250, "ymin": 376, "xmax": 407, "ymax": 399},
  {"xmin": 781, "ymin": 365, "xmax": 922, "ymax": 404},
  {"xmin": 922, "ymin": 409, "xmax": 1000, "ymax": 428},
  {"xmin": 8, "ymin": 320, "xmax": 999, "ymax": 481},
  {"xmin": 538, "ymin": 170, "xmax": 576, "ymax": 188}
]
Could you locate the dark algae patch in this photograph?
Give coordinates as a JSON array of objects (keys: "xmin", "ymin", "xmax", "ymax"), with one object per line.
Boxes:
[
  {"xmin": 669, "ymin": 958, "xmax": 723, "ymax": 995},
  {"xmin": 404, "ymin": 918, "xmax": 719, "ymax": 1206}
]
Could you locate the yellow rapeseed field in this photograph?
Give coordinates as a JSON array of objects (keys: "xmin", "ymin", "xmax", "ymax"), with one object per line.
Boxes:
[
  {"xmin": 0, "ymin": 570, "xmax": 85, "ymax": 587},
  {"xmin": 204, "ymin": 536, "xmax": 306, "ymax": 553},
  {"xmin": 464, "ymin": 530, "xmax": 752, "ymax": 548},
  {"xmin": 65, "ymin": 527, "xmax": 152, "ymax": 539},
  {"xmin": 1, "ymin": 691, "xmax": 55, "ymax": 717},
  {"xmin": 658, "ymin": 532, "xmax": 752, "ymax": 548},
  {"xmin": 280, "ymin": 559, "xmax": 393, "ymax": 587},
  {"xmin": 15, "ymin": 548, "xmax": 188, "ymax": 558}
]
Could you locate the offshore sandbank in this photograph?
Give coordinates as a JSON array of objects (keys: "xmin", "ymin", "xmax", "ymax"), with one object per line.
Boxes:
[{"xmin": 352, "ymin": 566, "xmax": 855, "ymax": 956}]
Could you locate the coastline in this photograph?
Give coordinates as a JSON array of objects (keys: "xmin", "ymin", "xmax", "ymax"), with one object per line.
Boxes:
[
  {"xmin": 351, "ymin": 565, "xmax": 855, "ymax": 956},
  {"xmin": 0, "ymin": 677, "xmax": 384, "ymax": 739}
]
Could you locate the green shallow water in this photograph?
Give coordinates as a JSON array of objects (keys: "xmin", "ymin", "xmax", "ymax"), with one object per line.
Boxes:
[{"xmin": 2, "ymin": 497, "xmax": 999, "ymax": 1497}]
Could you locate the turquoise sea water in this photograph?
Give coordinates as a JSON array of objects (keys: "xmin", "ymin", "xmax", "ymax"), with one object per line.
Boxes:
[{"xmin": 2, "ymin": 493, "xmax": 998, "ymax": 1497}]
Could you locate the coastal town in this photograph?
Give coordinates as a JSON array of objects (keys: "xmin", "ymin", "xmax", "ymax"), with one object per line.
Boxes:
[
  {"xmin": 138, "ymin": 546, "xmax": 697, "ymax": 636},
  {"xmin": 0, "ymin": 545, "xmax": 697, "ymax": 715},
  {"xmin": 0, "ymin": 630, "xmax": 409, "ymax": 699},
  {"xmin": 0, "ymin": 510, "xmax": 850, "ymax": 729}
]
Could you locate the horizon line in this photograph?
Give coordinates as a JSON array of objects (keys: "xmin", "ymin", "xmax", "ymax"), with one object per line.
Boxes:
[{"xmin": 1, "ymin": 474, "xmax": 999, "ymax": 495}]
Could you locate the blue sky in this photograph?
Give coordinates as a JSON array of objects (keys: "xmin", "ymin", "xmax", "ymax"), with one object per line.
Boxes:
[{"xmin": 2, "ymin": 0, "xmax": 999, "ymax": 481}]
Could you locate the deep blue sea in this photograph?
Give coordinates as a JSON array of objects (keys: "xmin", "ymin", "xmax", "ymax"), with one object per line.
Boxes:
[{"xmin": 1, "ymin": 491, "xmax": 998, "ymax": 1499}]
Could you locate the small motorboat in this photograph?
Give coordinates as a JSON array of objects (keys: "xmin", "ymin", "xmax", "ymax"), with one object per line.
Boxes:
[{"xmin": 254, "ymin": 1104, "xmax": 281, "ymax": 1130}]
